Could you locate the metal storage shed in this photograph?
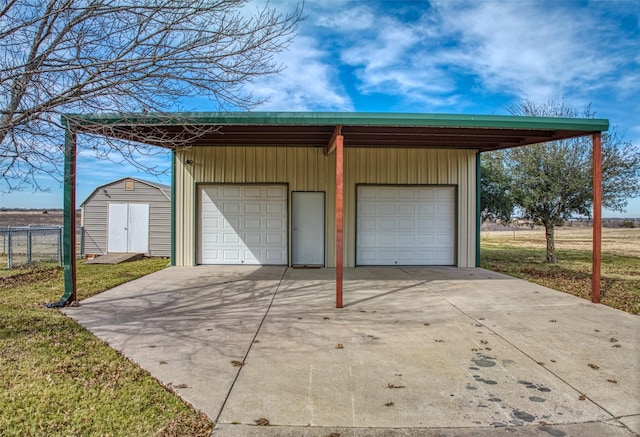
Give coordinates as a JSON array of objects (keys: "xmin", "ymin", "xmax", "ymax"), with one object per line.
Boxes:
[{"xmin": 80, "ymin": 177, "xmax": 171, "ymax": 257}]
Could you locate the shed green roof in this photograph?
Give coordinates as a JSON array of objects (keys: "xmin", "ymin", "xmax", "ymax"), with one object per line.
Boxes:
[{"xmin": 62, "ymin": 111, "xmax": 609, "ymax": 152}]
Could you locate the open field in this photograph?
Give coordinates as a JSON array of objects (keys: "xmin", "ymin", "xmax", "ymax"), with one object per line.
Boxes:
[
  {"xmin": 481, "ymin": 226, "xmax": 640, "ymax": 314},
  {"xmin": 481, "ymin": 226, "xmax": 640, "ymax": 258},
  {"xmin": 0, "ymin": 209, "xmax": 81, "ymax": 227},
  {"xmin": 0, "ymin": 259, "xmax": 214, "ymax": 436}
]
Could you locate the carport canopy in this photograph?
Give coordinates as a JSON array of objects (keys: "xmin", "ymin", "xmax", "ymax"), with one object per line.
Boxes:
[{"xmin": 56, "ymin": 112, "xmax": 609, "ymax": 308}]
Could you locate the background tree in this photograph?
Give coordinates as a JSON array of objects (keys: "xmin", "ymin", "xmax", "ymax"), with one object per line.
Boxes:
[
  {"xmin": 481, "ymin": 101, "xmax": 640, "ymax": 263},
  {"xmin": 0, "ymin": 0, "xmax": 302, "ymax": 191},
  {"xmin": 480, "ymin": 150, "xmax": 514, "ymax": 223}
]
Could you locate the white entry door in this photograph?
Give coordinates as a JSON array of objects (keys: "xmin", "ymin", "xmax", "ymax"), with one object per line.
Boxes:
[
  {"xmin": 292, "ymin": 192, "xmax": 325, "ymax": 266},
  {"xmin": 108, "ymin": 203, "xmax": 149, "ymax": 253}
]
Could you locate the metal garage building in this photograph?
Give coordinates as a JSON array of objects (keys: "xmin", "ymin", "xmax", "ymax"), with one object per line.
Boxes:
[{"xmin": 56, "ymin": 111, "xmax": 609, "ymax": 307}]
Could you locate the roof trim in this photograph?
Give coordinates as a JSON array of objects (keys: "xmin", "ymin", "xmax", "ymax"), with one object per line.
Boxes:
[
  {"xmin": 80, "ymin": 177, "xmax": 171, "ymax": 206},
  {"xmin": 63, "ymin": 111, "xmax": 609, "ymax": 132}
]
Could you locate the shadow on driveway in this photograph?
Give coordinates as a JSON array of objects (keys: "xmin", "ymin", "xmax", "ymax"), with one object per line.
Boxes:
[{"xmin": 63, "ymin": 266, "xmax": 640, "ymax": 436}]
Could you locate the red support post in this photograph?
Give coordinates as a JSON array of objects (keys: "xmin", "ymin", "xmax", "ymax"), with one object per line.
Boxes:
[
  {"xmin": 335, "ymin": 134, "xmax": 344, "ymax": 308},
  {"xmin": 592, "ymin": 132, "xmax": 602, "ymax": 303}
]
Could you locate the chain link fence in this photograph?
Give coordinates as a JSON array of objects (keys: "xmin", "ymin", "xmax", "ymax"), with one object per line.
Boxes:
[{"xmin": 0, "ymin": 226, "xmax": 84, "ymax": 269}]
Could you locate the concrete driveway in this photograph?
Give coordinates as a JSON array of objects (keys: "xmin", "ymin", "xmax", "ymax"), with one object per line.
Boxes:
[{"xmin": 62, "ymin": 266, "xmax": 640, "ymax": 436}]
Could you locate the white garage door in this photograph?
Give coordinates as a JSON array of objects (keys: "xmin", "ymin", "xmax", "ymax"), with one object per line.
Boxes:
[
  {"xmin": 357, "ymin": 186, "xmax": 455, "ymax": 266},
  {"xmin": 198, "ymin": 185, "xmax": 287, "ymax": 265}
]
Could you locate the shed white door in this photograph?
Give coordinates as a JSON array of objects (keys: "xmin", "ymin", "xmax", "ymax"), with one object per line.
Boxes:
[
  {"xmin": 198, "ymin": 185, "xmax": 287, "ymax": 265},
  {"xmin": 292, "ymin": 192, "xmax": 325, "ymax": 266},
  {"xmin": 108, "ymin": 203, "xmax": 149, "ymax": 253},
  {"xmin": 357, "ymin": 186, "xmax": 455, "ymax": 266}
]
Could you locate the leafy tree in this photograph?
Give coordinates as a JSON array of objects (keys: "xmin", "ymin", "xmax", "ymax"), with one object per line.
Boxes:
[
  {"xmin": 482, "ymin": 101, "xmax": 640, "ymax": 263},
  {"xmin": 480, "ymin": 150, "xmax": 514, "ymax": 223},
  {"xmin": 0, "ymin": 0, "xmax": 302, "ymax": 190}
]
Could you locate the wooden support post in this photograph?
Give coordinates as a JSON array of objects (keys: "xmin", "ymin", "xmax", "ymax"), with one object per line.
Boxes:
[
  {"xmin": 325, "ymin": 125, "xmax": 343, "ymax": 156},
  {"xmin": 335, "ymin": 134, "xmax": 344, "ymax": 308},
  {"xmin": 592, "ymin": 132, "xmax": 602, "ymax": 303}
]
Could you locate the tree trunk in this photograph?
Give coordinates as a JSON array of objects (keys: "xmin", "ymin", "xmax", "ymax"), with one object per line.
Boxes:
[{"xmin": 545, "ymin": 223, "xmax": 557, "ymax": 263}]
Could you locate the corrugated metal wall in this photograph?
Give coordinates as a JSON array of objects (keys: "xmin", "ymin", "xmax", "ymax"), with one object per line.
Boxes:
[
  {"xmin": 82, "ymin": 179, "xmax": 171, "ymax": 257},
  {"xmin": 175, "ymin": 146, "xmax": 476, "ymax": 267},
  {"xmin": 175, "ymin": 146, "xmax": 335, "ymax": 266}
]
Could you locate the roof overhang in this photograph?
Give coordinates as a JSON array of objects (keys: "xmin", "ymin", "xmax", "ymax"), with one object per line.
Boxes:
[{"xmin": 61, "ymin": 111, "xmax": 609, "ymax": 152}]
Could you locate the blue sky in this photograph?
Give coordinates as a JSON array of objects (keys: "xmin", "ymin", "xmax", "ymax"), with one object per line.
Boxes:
[{"xmin": 1, "ymin": 0, "xmax": 639, "ymax": 217}]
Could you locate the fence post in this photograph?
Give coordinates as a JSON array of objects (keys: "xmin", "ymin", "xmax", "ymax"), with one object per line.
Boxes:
[
  {"xmin": 79, "ymin": 226, "xmax": 84, "ymax": 259},
  {"xmin": 7, "ymin": 227, "xmax": 12, "ymax": 269},
  {"xmin": 27, "ymin": 227, "xmax": 32, "ymax": 264},
  {"xmin": 58, "ymin": 227, "xmax": 63, "ymax": 267}
]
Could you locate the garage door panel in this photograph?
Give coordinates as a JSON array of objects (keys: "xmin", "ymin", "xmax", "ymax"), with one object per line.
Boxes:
[
  {"xmin": 202, "ymin": 249, "xmax": 221, "ymax": 262},
  {"xmin": 358, "ymin": 233, "xmax": 377, "ymax": 246},
  {"xmin": 398, "ymin": 219, "xmax": 416, "ymax": 230},
  {"xmin": 199, "ymin": 185, "xmax": 287, "ymax": 265},
  {"xmin": 418, "ymin": 189, "xmax": 435, "ymax": 200},
  {"xmin": 202, "ymin": 233, "xmax": 219, "ymax": 244},
  {"xmin": 436, "ymin": 234, "xmax": 452, "ymax": 245},
  {"xmin": 266, "ymin": 186, "xmax": 285, "ymax": 197},
  {"xmin": 398, "ymin": 188, "xmax": 416, "ymax": 199},
  {"xmin": 221, "ymin": 202, "xmax": 240, "ymax": 214},
  {"xmin": 357, "ymin": 186, "xmax": 455, "ymax": 266},
  {"xmin": 244, "ymin": 218, "xmax": 261, "ymax": 229},
  {"xmin": 244, "ymin": 233, "xmax": 262, "ymax": 245},
  {"xmin": 265, "ymin": 233, "xmax": 285, "ymax": 245},
  {"xmin": 266, "ymin": 203, "xmax": 284, "ymax": 214},
  {"xmin": 265, "ymin": 249, "xmax": 286, "ymax": 263},
  {"xmin": 437, "ymin": 189, "xmax": 454, "ymax": 200},
  {"xmin": 437, "ymin": 203, "xmax": 454, "ymax": 214},
  {"xmin": 244, "ymin": 203, "xmax": 262, "ymax": 214},
  {"xmin": 222, "ymin": 233, "xmax": 240, "ymax": 244},
  {"xmin": 245, "ymin": 187, "xmax": 262, "ymax": 197},
  {"xmin": 223, "ymin": 249, "xmax": 241, "ymax": 262},
  {"xmin": 224, "ymin": 218, "xmax": 239, "ymax": 229},
  {"xmin": 223, "ymin": 186, "xmax": 241, "ymax": 197},
  {"xmin": 418, "ymin": 203, "xmax": 435, "ymax": 215},
  {"xmin": 436, "ymin": 219, "xmax": 453, "ymax": 231},
  {"xmin": 397, "ymin": 234, "xmax": 417, "ymax": 246},
  {"xmin": 398, "ymin": 204, "xmax": 415, "ymax": 215},
  {"xmin": 266, "ymin": 217, "xmax": 284, "ymax": 229},
  {"xmin": 416, "ymin": 234, "xmax": 435, "ymax": 245}
]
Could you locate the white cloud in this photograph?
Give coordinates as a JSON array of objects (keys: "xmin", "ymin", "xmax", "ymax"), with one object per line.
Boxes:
[
  {"xmin": 314, "ymin": 4, "xmax": 375, "ymax": 31},
  {"xmin": 429, "ymin": 0, "xmax": 629, "ymax": 102},
  {"xmin": 247, "ymin": 35, "xmax": 354, "ymax": 111}
]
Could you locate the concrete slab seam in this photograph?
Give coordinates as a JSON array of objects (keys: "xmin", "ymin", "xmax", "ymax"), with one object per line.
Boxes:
[
  {"xmin": 213, "ymin": 267, "xmax": 289, "ymax": 424},
  {"xmin": 398, "ymin": 267, "xmax": 624, "ymax": 426}
]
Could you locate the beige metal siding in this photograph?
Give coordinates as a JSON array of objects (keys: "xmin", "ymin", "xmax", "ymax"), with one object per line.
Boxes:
[
  {"xmin": 175, "ymin": 146, "xmax": 476, "ymax": 268},
  {"xmin": 175, "ymin": 146, "xmax": 335, "ymax": 267},
  {"xmin": 81, "ymin": 179, "xmax": 171, "ymax": 257}
]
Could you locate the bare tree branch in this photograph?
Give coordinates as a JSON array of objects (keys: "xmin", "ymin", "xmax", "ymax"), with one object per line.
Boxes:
[{"xmin": 0, "ymin": 0, "xmax": 303, "ymax": 190}]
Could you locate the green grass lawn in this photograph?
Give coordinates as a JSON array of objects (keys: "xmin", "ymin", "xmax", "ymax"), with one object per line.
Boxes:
[
  {"xmin": 481, "ymin": 245, "xmax": 640, "ymax": 315},
  {"xmin": 0, "ymin": 259, "xmax": 214, "ymax": 437}
]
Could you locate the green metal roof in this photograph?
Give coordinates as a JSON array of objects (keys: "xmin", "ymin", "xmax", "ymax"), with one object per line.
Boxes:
[{"xmin": 62, "ymin": 111, "xmax": 609, "ymax": 152}]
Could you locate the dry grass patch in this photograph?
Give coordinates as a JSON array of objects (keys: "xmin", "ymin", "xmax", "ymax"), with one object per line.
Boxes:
[
  {"xmin": 482, "ymin": 226, "xmax": 640, "ymax": 258},
  {"xmin": 481, "ymin": 227, "xmax": 640, "ymax": 314}
]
